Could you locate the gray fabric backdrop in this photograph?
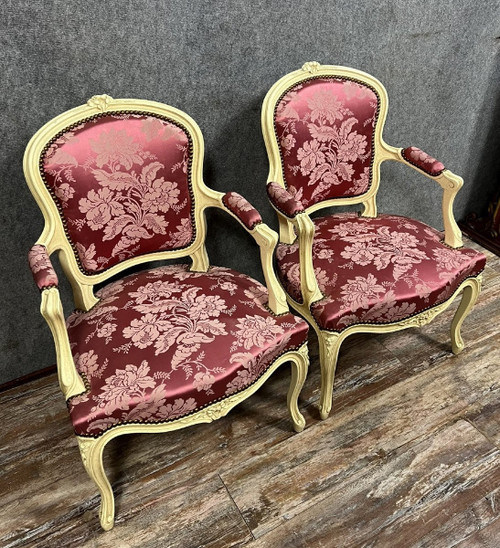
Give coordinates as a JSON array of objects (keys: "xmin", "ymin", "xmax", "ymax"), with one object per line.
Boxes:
[{"xmin": 1, "ymin": 0, "xmax": 499, "ymax": 384}]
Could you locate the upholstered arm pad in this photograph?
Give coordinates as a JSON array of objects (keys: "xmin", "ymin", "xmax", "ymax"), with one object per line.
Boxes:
[
  {"xmin": 267, "ymin": 182, "xmax": 305, "ymax": 218},
  {"xmin": 28, "ymin": 245, "xmax": 59, "ymax": 290},
  {"xmin": 401, "ymin": 147, "xmax": 445, "ymax": 176},
  {"xmin": 222, "ymin": 192, "xmax": 263, "ymax": 230}
]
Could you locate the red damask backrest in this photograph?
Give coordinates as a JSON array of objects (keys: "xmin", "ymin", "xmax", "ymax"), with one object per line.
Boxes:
[
  {"xmin": 263, "ymin": 64, "xmax": 388, "ymax": 212},
  {"xmin": 40, "ymin": 111, "xmax": 195, "ymax": 274}
]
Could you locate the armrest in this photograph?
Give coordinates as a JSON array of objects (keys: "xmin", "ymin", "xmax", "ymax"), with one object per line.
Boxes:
[
  {"xmin": 222, "ymin": 192, "xmax": 263, "ymax": 230},
  {"xmin": 28, "ymin": 244, "xmax": 85, "ymax": 399},
  {"xmin": 207, "ymin": 190, "xmax": 289, "ymax": 315},
  {"xmin": 380, "ymin": 142, "xmax": 463, "ymax": 248},
  {"xmin": 401, "ymin": 147, "xmax": 445, "ymax": 176},
  {"xmin": 264, "ymin": 185, "xmax": 322, "ymax": 305},
  {"xmin": 28, "ymin": 244, "xmax": 59, "ymax": 290},
  {"xmin": 267, "ymin": 182, "xmax": 305, "ymax": 218}
]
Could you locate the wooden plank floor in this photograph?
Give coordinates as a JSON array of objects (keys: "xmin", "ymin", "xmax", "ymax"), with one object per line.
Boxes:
[{"xmin": 1, "ymin": 241, "xmax": 499, "ymax": 548}]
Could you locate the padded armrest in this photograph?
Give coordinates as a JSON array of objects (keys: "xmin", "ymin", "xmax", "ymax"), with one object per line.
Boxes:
[
  {"xmin": 28, "ymin": 244, "xmax": 59, "ymax": 290},
  {"xmin": 267, "ymin": 182, "xmax": 305, "ymax": 218},
  {"xmin": 401, "ymin": 147, "xmax": 445, "ymax": 176},
  {"xmin": 222, "ymin": 191, "xmax": 263, "ymax": 230}
]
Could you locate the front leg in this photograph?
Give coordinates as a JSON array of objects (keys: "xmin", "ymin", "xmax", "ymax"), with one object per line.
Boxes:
[
  {"xmin": 286, "ymin": 343, "xmax": 310, "ymax": 432},
  {"xmin": 318, "ymin": 332, "xmax": 342, "ymax": 420},
  {"xmin": 77, "ymin": 436, "xmax": 115, "ymax": 530}
]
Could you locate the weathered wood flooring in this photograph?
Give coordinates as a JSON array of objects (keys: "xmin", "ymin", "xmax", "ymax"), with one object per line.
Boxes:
[{"xmin": 1, "ymin": 241, "xmax": 499, "ymax": 547}]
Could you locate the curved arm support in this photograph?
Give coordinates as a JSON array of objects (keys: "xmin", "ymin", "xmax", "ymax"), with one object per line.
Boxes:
[
  {"xmin": 40, "ymin": 287, "xmax": 86, "ymax": 399},
  {"xmin": 379, "ymin": 142, "xmax": 463, "ymax": 248},
  {"xmin": 294, "ymin": 213, "xmax": 323, "ymax": 305},
  {"xmin": 200, "ymin": 187, "xmax": 289, "ymax": 315}
]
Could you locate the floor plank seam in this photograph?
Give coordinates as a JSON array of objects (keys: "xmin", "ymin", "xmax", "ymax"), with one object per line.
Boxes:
[
  {"xmin": 463, "ymin": 416, "xmax": 500, "ymax": 451},
  {"xmin": 217, "ymin": 473, "xmax": 256, "ymax": 542}
]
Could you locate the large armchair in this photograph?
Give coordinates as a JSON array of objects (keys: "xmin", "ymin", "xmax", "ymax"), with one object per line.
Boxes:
[
  {"xmin": 261, "ymin": 62, "xmax": 486, "ymax": 420},
  {"xmin": 24, "ymin": 95, "xmax": 310, "ymax": 530}
]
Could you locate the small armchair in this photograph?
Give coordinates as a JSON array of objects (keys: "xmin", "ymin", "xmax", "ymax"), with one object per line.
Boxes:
[
  {"xmin": 24, "ymin": 95, "xmax": 310, "ymax": 530},
  {"xmin": 261, "ymin": 62, "xmax": 486, "ymax": 420}
]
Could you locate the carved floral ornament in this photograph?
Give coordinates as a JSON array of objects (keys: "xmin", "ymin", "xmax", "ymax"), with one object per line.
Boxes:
[
  {"xmin": 301, "ymin": 61, "xmax": 321, "ymax": 74},
  {"xmin": 87, "ymin": 94, "xmax": 114, "ymax": 112}
]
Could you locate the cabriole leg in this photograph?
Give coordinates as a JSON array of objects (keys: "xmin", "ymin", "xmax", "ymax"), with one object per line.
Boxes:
[
  {"xmin": 287, "ymin": 344, "xmax": 309, "ymax": 433},
  {"xmin": 77, "ymin": 436, "xmax": 115, "ymax": 531},
  {"xmin": 451, "ymin": 276, "xmax": 482, "ymax": 355},
  {"xmin": 318, "ymin": 331, "xmax": 342, "ymax": 420}
]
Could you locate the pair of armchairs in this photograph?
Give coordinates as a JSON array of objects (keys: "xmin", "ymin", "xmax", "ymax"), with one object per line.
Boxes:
[{"xmin": 25, "ymin": 62, "xmax": 485, "ymax": 530}]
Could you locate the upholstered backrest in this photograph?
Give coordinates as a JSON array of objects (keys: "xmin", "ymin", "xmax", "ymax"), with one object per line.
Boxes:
[
  {"xmin": 274, "ymin": 77, "xmax": 379, "ymax": 208},
  {"xmin": 263, "ymin": 64, "xmax": 388, "ymax": 213},
  {"xmin": 40, "ymin": 112, "xmax": 195, "ymax": 274}
]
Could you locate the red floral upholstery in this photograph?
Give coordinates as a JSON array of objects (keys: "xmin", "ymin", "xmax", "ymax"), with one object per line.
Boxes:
[
  {"xmin": 267, "ymin": 182, "xmax": 305, "ymax": 218},
  {"xmin": 28, "ymin": 245, "xmax": 59, "ymax": 289},
  {"xmin": 222, "ymin": 192, "xmax": 262, "ymax": 230},
  {"xmin": 274, "ymin": 77, "xmax": 379, "ymax": 209},
  {"xmin": 276, "ymin": 213, "xmax": 486, "ymax": 331},
  {"xmin": 67, "ymin": 265, "xmax": 308, "ymax": 437},
  {"xmin": 41, "ymin": 114, "xmax": 195, "ymax": 274},
  {"xmin": 402, "ymin": 147, "xmax": 445, "ymax": 176}
]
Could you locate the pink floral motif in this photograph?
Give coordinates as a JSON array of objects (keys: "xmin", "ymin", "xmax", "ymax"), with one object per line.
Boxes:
[
  {"xmin": 91, "ymin": 128, "xmax": 144, "ymax": 170},
  {"xmin": 28, "ymin": 245, "xmax": 53, "ymax": 273},
  {"xmin": 76, "ymin": 243, "xmax": 98, "ymax": 271},
  {"xmin": 402, "ymin": 147, "xmax": 445, "ymax": 175},
  {"xmin": 232, "ymin": 315, "xmax": 285, "ymax": 350},
  {"xmin": 91, "ymin": 361, "xmax": 156, "ymax": 416},
  {"xmin": 275, "ymin": 78, "xmax": 378, "ymax": 208},
  {"xmin": 42, "ymin": 114, "xmax": 195, "ymax": 273},
  {"xmin": 193, "ymin": 372, "xmax": 216, "ymax": 392},
  {"xmin": 340, "ymin": 273, "xmax": 386, "ymax": 310},
  {"xmin": 66, "ymin": 264, "xmax": 309, "ymax": 436},
  {"xmin": 223, "ymin": 192, "xmax": 262, "ymax": 230},
  {"xmin": 28, "ymin": 245, "xmax": 58, "ymax": 289},
  {"xmin": 275, "ymin": 213, "xmax": 486, "ymax": 331}
]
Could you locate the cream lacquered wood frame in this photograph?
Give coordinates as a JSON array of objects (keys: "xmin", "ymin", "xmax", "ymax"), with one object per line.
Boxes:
[
  {"xmin": 24, "ymin": 95, "xmax": 309, "ymax": 530},
  {"xmin": 262, "ymin": 62, "xmax": 483, "ymax": 420}
]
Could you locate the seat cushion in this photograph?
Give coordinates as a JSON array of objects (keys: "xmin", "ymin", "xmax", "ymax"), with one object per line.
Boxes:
[
  {"xmin": 276, "ymin": 213, "xmax": 486, "ymax": 331},
  {"xmin": 67, "ymin": 265, "xmax": 308, "ymax": 437}
]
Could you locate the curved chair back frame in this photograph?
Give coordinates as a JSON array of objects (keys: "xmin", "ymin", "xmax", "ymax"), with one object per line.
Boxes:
[
  {"xmin": 262, "ymin": 62, "xmax": 389, "ymax": 237},
  {"xmin": 24, "ymin": 95, "xmax": 214, "ymax": 310}
]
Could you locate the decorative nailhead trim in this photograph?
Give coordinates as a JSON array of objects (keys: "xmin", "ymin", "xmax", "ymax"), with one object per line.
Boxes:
[
  {"xmin": 39, "ymin": 111, "xmax": 198, "ymax": 277},
  {"xmin": 272, "ymin": 75, "xmax": 381, "ymax": 205},
  {"xmin": 400, "ymin": 148, "xmax": 445, "ymax": 177},
  {"xmin": 69, "ymin": 341, "xmax": 308, "ymax": 439},
  {"xmin": 312, "ymin": 271, "xmax": 485, "ymax": 333},
  {"xmin": 39, "ymin": 283, "xmax": 58, "ymax": 292}
]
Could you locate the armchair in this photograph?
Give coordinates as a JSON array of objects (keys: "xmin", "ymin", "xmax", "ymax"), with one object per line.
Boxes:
[
  {"xmin": 261, "ymin": 62, "xmax": 486, "ymax": 420},
  {"xmin": 24, "ymin": 95, "xmax": 310, "ymax": 530}
]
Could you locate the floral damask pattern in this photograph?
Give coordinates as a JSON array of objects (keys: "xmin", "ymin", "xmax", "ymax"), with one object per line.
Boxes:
[
  {"xmin": 402, "ymin": 146, "xmax": 445, "ymax": 176},
  {"xmin": 274, "ymin": 78, "xmax": 379, "ymax": 208},
  {"xmin": 267, "ymin": 182, "xmax": 305, "ymax": 217},
  {"xmin": 222, "ymin": 192, "xmax": 263, "ymax": 230},
  {"xmin": 42, "ymin": 114, "xmax": 195, "ymax": 273},
  {"xmin": 67, "ymin": 264, "xmax": 308, "ymax": 436},
  {"xmin": 276, "ymin": 213, "xmax": 486, "ymax": 331},
  {"xmin": 28, "ymin": 245, "xmax": 59, "ymax": 289}
]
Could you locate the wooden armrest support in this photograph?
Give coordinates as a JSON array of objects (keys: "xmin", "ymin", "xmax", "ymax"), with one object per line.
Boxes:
[
  {"xmin": 40, "ymin": 287, "xmax": 86, "ymax": 400},
  {"xmin": 380, "ymin": 142, "xmax": 463, "ymax": 248},
  {"xmin": 202, "ymin": 188, "xmax": 289, "ymax": 315},
  {"xmin": 293, "ymin": 213, "xmax": 323, "ymax": 305}
]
